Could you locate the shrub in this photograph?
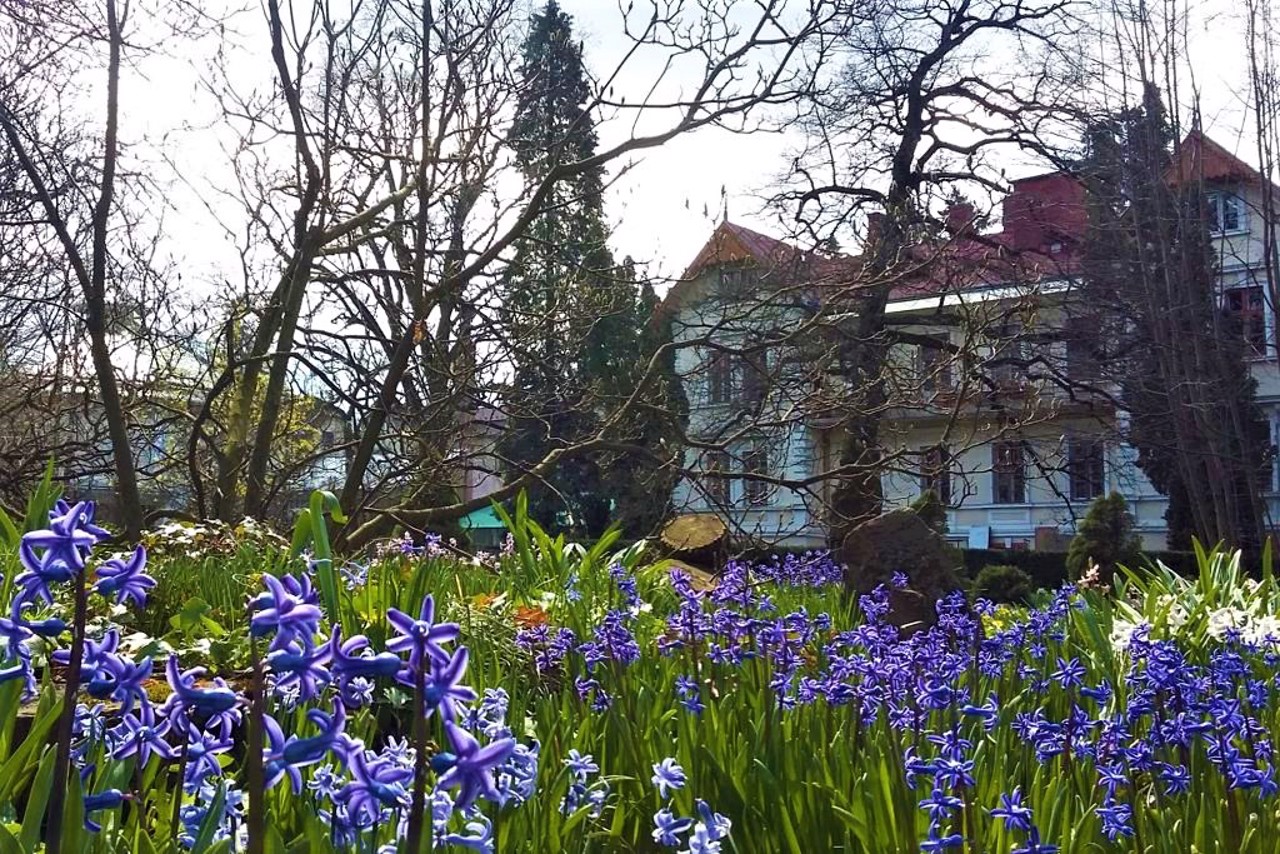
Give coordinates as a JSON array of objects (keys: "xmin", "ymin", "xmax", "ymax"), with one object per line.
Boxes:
[
  {"xmin": 909, "ymin": 489, "xmax": 949, "ymax": 536},
  {"xmin": 1066, "ymin": 492, "xmax": 1143, "ymax": 584},
  {"xmin": 972, "ymin": 564, "xmax": 1035, "ymax": 604}
]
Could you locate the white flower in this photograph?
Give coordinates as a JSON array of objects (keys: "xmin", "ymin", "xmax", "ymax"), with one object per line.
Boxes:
[
  {"xmin": 1207, "ymin": 607, "xmax": 1251, "ymax": 641},
  {"xmin": 1109, "ymin": 619, "xmax": 1145, "ymax": 652}
]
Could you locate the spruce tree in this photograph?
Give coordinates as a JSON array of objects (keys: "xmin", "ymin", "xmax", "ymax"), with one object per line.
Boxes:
[{"xmin": 500, "ymin": 3, "xmax": 680, "ymax": 537}]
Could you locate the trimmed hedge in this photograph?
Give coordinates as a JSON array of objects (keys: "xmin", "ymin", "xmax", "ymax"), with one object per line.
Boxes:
[{"xmin": 958, "ymin": 548, "xmax": 1199, "ymax": 590}]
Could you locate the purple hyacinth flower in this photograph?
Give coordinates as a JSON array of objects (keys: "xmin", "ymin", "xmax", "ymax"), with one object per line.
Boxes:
[
  {"xmin": 387, "ymin": 596, "xmax": 460, "ymax": 673},
  {"xmin": 1012, "ymin": 828, "xmax": 1059, "ymax": 854},
  {"xmin": 263, "ymin": 703, "xmax": 346, "ymax": 791},
  {"xmin": 93, "ymin": 545, "xmax": 155, "ymax": 607},
  {"xmin": 249, "ymin": 573, "xmax": 323, "ymax": 648},
  {"xmin": 651, "ymin": 757, "xmax": 686, "ymax": 800},
  {"xmin": 335, "ymin": 747, "xmax": 414, "ymax": 824},
  {"xmin": 267, "ymin": 638, "xmax": 333, "ymax": 702},
  {"xmin": 83, "ymin": 788, "xmax": 126, "ymax": 832},
  {"xmin": 990, "ymin": 788, "xmax": 1034, "ymax": 832},
  {"xmin": 183, "ymin": 726, "xmax": 233, "ymax": 792},
  {"xmin": 435, "ymin": 720, "xmax": 516, "ymax": 812},
  {"xmin": 15, "ymin": 500, "xmax": 108, "ymax": 606},
  {"xmin": 163, "ymin": 656, "xmax": 242, "ymax": 738},
  {"xmin": 564, "ymin": 749, "xmax": 599, "ymax": 783},
  {"xmin": 421, "ymin": 646, "xmax": 477, "ymax": 720},
  {"xmin": 653, "ymin": 808, "xmax": 694, "ymax": 846},
  {"xmin": 109, "ymin": 703, "xmax": 175, "ymax": 765}
]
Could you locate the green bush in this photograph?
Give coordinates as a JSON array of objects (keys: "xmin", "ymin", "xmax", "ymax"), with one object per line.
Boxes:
[
  {"xmin": 1066, "ymin": 492, "xmax": 1142, "ymax": 584},
  {"xmin": 909, "ymin": 489, "xmax": 949, "ymax": 536},
  {"xmin": 972, "ymin": 564, "xmax": 1035, "ymax": 604}
]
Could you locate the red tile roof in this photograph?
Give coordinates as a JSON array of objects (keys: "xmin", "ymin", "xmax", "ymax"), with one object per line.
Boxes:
[
  {"xmin": 1166, "ymin": 130, "xmax": 1264, "ymax": 186},
  {"xmin": 663, "ymin": 131, "xmax": 1263, "ymax": 319}
]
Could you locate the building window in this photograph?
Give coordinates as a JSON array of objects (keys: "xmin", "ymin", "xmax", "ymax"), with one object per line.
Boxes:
[
  {"xmin": 992, "ymin": 441, "xmax": 1026, "ymax": 504},
  {"xmin": 989, "ymin": 321, "xmax": 1028, "ymax": 385},
  {"xmin": 743, "ymin": 443, "xmax": 771, "ymax": 506},
  {"xmin": 920, "ymin": 445, "xmax": 952, "ymax": 505},
  {"xmin": 1065, "ymin": 315, "xmax": 1103, "ymax": 382},
  {"xmin": 1225, "ymin": 286, "xmax": 1268, "ymax": 356},
  {"xmin": 704, "ymin": 450, "xmax": 731, "ymax": 506},
  {"xmin": 1207, "ymin": 190, "xmax": 1245, "ymax": 234},
  {"xmin": 918, "ymin": 335, "xmax": 954, "ymax": 395},
  {"xmin": 707, "ymin": 352, "xmax": 733, "ymax": 404},
  {"xmin": 741, "ymin": 353, "xmax": 767, "ymax": 406},
  {"xmin": 1068, "ymin": 439, "xmax": 1105, "ymax": 501}
]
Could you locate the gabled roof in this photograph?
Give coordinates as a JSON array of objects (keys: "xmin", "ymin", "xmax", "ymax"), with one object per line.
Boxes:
[
  {"xmin": 660, "ymin": 220, "xmax": 854, "ymax": 320},
  {"xmin": 1166, "ymin": 130, "xmax": 1263, "ymax": 186},
  {"xmin": 680, "ymin": 221, "xmax": 833, "ymax": 279}
]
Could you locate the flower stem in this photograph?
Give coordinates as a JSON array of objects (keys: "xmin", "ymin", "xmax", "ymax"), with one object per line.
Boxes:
[
  {"xmin": 170, "ymin": 736, "xmax": 191, "ymax": 840},
  {"xmin": 405, "ymin": 664, "xmax": 429, "ymax": 853},
  {"xmin": 245, "ymin": 643, "xmax": 266, "ymax": 854},
  {"xmin": 45, "ymin": 562, "xmax": 88, "ymax": 854}
]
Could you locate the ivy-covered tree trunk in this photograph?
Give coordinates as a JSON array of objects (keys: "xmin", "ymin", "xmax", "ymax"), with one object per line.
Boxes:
[{"xmin": 1079, "ymin": 84, "xmax": 1269, "ymax": 553}]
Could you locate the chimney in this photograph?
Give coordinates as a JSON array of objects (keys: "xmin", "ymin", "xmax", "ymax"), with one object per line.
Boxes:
[
  {"xmin": 945, "ymin": 201, "xmax": 977, "ymax": 237},
  {"xmin": 1001, "ymin": 173, "xmax": 1086, "ymax": 251}
]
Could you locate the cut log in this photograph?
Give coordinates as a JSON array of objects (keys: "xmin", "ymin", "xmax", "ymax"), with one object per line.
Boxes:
[{"xmin": 659, "ymin": 514, "xmax": 727, "ymax": 554}]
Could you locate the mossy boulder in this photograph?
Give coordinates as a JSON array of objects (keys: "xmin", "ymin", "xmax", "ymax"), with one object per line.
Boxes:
[{"xmin": 840, "ymin": 508, "xmax": 965, "ymax": 632}]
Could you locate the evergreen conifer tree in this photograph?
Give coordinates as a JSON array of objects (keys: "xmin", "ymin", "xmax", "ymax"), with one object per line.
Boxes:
[{"xmin": 499, "ymin": 3, "xmax": 683, "ymax": 537}]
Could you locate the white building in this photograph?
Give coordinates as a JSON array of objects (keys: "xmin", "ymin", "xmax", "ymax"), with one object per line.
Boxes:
[{"xmin": 663, "ymin": 132, "xmax": 1280, "ymax": 551}]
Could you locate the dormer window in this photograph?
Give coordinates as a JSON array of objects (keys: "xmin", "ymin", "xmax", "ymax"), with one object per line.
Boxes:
[
  {"xmin": 716, "ymin": 266, "xmax": 757, "ymax": 297},
  {"xmin": 1207, "ymin": 190, "xmax": 1245, "ymax": 235}
]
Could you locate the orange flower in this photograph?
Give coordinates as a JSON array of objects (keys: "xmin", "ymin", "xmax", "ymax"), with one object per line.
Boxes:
[{"xmin": 513, "ymin": 605, "xmax": 548, "ymax": 628}]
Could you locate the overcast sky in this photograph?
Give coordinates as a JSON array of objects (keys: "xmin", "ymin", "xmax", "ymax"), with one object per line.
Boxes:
[{"xmin": 121, "ymin": 0, "xmax": 1267, "ymax": 292}]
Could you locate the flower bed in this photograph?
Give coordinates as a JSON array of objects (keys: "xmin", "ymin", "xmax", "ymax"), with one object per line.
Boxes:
[{"xmin": 0, "ymin": 495, "xmax": 1275, "ymax": 853}]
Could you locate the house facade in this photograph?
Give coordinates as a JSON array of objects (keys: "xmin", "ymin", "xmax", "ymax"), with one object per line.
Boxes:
[{"xmin": 665, "ymin": 132, "xmax": 1280, "ymax": 552}]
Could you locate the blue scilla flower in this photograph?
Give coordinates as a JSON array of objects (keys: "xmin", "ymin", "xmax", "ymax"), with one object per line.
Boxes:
[
  {"xmin": 651, "ymin": 757, "xmax": 686, "ymax": 800},
  {"xmin": 93, "ymin": 545, "xmax": 155, "ymax": 607},
  {"xmin": 435, "ymin": 719, "xmax": 517, "ymax": 812},
  {"xmin": 387, "ymin": 595, "xmax": 461, "ymax": 673}
]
